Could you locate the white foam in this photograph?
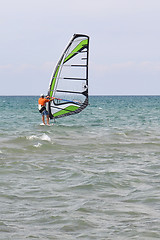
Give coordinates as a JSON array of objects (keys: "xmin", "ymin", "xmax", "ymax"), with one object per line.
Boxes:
[
  {"xmin": 27, "ymin": 134, "xmax": 51, "ymax": 142},
  {"xmin": 27, "ymin": 135, "xmax": 38, "ymax": 140},
  {"xmin": 41, "ymin": 133, "xmax": 51, "ymax": 142},
  {"xmin": 34, "ymin": 143, "xmax": 42, "ymax": 148}
]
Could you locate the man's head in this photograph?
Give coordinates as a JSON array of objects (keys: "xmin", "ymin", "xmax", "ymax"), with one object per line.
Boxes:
[{"xmin": 40, "ymin": 94, "xmax": 44, "ymax": 98}]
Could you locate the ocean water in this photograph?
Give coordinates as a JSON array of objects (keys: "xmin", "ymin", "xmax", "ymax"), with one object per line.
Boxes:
[{"xmin": 0, "ymin": 95, "xmax": 160, "ymax": 240}]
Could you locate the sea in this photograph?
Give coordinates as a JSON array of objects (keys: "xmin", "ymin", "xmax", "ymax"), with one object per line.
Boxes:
[{"xmin": 0, "ymin": 95, "xmax": 160, "ymax": 240}]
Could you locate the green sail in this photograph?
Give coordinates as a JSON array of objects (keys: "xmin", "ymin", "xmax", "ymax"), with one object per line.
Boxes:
[{"xmin": 48, "ymin": 34, "xmax": 89, "ymax": 119}]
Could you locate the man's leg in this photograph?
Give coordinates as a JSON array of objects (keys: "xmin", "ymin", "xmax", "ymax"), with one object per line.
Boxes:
[
  {"xmin": 46, "ymin": 114, "xmax": 49, "ymax": 125},
  {"xmin": 42, "ymin": 115, "xmax": 45, "ymax": 124}
]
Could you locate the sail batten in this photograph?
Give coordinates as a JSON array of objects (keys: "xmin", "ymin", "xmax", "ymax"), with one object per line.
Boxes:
[
  {"xmin": 57, "ymin": 90, "xmax": 84, "ymax": 94},
  {"xmin": 71, "ymin": 64, "xmax": 87, "ymax": 67},
  {"xmin": 63, "ymin": 77, "xmax": 87, "ymax": 81},
  {"xmin": 62, "ymin": 64, "xmax": 87, "ymax": 67},
  {"xmin": 48, "ymin": 34, "xmax": 89, "ymax": 119}
]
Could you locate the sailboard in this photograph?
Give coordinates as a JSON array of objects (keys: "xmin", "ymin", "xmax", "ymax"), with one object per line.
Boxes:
[{"xmin": 48, "ymin": 34, "xmax": 89, "ymax": 119}]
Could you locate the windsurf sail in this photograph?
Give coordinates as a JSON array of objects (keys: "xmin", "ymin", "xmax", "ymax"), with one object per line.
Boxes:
[{"xmin": 48, "ymin": 34, "xmax": 89, "ymax": 119}]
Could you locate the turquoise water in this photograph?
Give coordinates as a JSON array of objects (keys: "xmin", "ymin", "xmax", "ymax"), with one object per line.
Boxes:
[{"xmin": 0, "ymin": 96, "xmax": 160, "ymax": 239}]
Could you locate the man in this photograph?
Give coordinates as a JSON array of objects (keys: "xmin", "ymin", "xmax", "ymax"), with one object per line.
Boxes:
[{"xmin": 38, "ymin": 94, "xmax": 54, "ymax": 125}]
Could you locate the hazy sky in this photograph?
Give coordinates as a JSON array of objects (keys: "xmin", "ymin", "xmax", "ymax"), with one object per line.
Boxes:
[{"xmin": 1, "ymin": 0, "xmax": 160, "ymax": 95}]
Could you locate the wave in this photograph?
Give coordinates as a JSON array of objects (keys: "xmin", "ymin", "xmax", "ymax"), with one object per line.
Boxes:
[{"xmin": 27, "ymin": 133, "xmax": 51, "ymax": 142}]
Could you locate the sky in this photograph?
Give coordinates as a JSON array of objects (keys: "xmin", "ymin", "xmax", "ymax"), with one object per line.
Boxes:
[{"xmin": 1, "ymin": 0, "xmax": 160, "ymax": 95}]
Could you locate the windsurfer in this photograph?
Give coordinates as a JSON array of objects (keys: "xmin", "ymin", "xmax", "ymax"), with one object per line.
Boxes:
[{"xmin": 38, "ymin": 94, "xmax": 54, "ymax": 125}]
